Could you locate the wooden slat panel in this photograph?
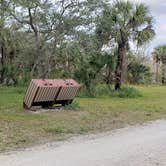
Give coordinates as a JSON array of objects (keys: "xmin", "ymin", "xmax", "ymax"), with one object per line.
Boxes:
[
  {"xmin": 34, "ymin": 87, "xmax": 60, "ymax": 102},
  {"xmin": 24, "ymin": 81, "xmax": 34, "ymax": 107},
  {"xmin": 27, "ymin": 82, "xmax": 38, "ymax": 107},
  {"xmin": 25, "ymin": 82, "xmax": 33, "ymax": 107},
  {"xmin": 24, "ymin": 81, "xmax": 38, "ymax": 108},
  {"xmin": 47, "ymin": 87, "xmax": 59, "ymax": 101},
  {"xmin": 24, "ymin": 81, "xmax": 34, "ymax": 103},
  {"xmin": 34, "ymin": 87, "xmax": 42, "ymax": 102},
  {"xmin": 34, "ymin": 87, "xmax": 45, "ymax": 102},
  {"xmin": 56, "ymin": 87, "xmax": 79, "ymax": 101}
]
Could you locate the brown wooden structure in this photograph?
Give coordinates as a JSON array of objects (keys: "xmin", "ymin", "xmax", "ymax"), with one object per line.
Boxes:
[{"xmin": 23, "ymin": 79, "xmax": 80, "ymax": 110}]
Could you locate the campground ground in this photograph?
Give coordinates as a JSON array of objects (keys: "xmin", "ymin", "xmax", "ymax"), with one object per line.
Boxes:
[{"xmin": 0, "ymin": 85, "xmax": 166, "ymax": 152}]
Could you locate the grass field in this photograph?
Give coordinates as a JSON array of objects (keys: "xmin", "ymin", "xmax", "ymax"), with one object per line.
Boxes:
[{"xmin": 0, "ymin": 85, "xmax": 166, "ymax": 152}]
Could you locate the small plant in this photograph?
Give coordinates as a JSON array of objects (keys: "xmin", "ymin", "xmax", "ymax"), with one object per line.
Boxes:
[{"xmin": 64, "ymin": 101, "xmax": 81, "ymax": 111}]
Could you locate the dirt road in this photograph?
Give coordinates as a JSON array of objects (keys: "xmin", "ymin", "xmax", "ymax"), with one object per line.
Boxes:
[{"xmin": 0, "ymin": 119, "xmax": 166, "ymax": 166}]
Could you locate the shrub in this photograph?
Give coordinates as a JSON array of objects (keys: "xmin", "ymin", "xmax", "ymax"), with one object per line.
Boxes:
[
  {"xmin": 109, "ymin": 86, "xmax": 142, "ymax": 98},
  {"xmin": 95, "ymin": 84, "xmax": 111, "ymax": 96},
  {"xmin": 77, "ymin": 84, "xmax": 142, "ymax": 98},
  {"xmin": 127, "ymin": 60, "xmax": 152, "ymax": 84},
  {"xmin": 77, "ymin": 86, "xmax": 95, "ymax": 98}
]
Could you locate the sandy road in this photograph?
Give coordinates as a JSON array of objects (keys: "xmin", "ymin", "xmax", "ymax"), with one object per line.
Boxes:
[{"xmin": 0, "ymin": 119, "xmax": 166, "ymax": 166}]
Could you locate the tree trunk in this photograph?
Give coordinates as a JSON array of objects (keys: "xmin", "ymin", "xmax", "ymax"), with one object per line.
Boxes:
[
  {"xmin": 1, "ymin": 45, "xmax": 5, "ymax": 65},
  {"xmin": 115, "ymin": 43, "xmax": 125, "ymax": 90},
  {"xmin": 0, "ymin": 0, "xmax": 5, "ymax": 83},
  {"xmin": 28, "ymin": 7, "xmax": 45, "ymax": 79},
  {"xmin": 35, "ymin": 32, "xmax": 45, "ymax": 78},
  {"xmin": 0, "ymin": 45, "xmax": 5, "ymax": 83},
  {"xmin": 30, "ymin": 31, "xmax": 42, "ymax": 78},
  {"xmin": 161, "ymin": 63, "xmax": 165, "ymax": 84},
  {"xmin": 155, "ymin": 61, "xmax": 159, "ymax": 83}
]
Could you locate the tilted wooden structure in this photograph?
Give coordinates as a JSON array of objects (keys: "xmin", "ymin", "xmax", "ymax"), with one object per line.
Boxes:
[{"xmin": 23, "ymin": 79, "xmax": 80, "ymax": 110}]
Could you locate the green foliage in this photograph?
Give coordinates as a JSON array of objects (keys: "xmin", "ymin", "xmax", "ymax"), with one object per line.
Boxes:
[
  {"xmin": 95, "ymin": 84, "xmax": 111, "ymax": 96},
  {"xmin": 17, "ymin": 70, "xmax": 32, "ymax": 87},
  {"xmin": 153, "ymin": 45, "xmax": 166, "ymax": 84},
  {"xmin": 153, "ymin": 45, "xmax": 166, "ymax": 63},
  {"xmin": 96, "ymin": 0, "xmax": 155, "ymax": 89},
  {"xmin": 64, "ymin": 101, "xmax": 81, "ymax": 111},
  {"xmin": 75, "ymin": 62, "xmax": 96, "ymax": 96},
  {"xmin": 102, "ymin": 52, "xmax": 116, "ymax": 84},
  {"xmin": 75, "ymin": 51, "xmax": 105, "ymax": 96},
  {"xmin": 109, "ymin": 86, "xmax": 142, "ymax": 98},
  {"xmin": 0, "ymin": 65, "xmax": 19, "ymax": 85},
  {"xmin": 127, "ymin": 61, "xmax": 152, "ymax": 84},
  {"xmin": 97, "ymin": 85, "xmax": 142, "ymax": 98},
  {"xmin": 0, "ymin": 0, "xmax": 155, "ymax": 90},
  {"xmin": 78, "ymin": 84, "xmax": 142, "ymax": 98},
  {"xmin": 76, "ymin": 86, "xmax": 94, "ymax": 98},
  {"xmin": 97, "ymin": 1, "xmax": 155, "ymax": 45}
]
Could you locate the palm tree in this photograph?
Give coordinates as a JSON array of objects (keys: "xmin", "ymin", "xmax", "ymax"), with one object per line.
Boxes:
[
  {"xmin": 153, "ymin": 45, "xmax": 166, "ymax": 84},
  {"xmin": 96, "ymin": 0, "xmax": 155, "ymax": 90}
]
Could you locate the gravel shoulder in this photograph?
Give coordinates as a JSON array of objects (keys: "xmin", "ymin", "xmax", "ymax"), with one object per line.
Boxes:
[{"xmin": 0, "ymin": 119, "xmax": 166, "ymax": 166}]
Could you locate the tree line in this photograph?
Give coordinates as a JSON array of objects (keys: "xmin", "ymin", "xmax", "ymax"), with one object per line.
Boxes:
[{"xmin": 0, "ymin": 0, "xmax": 160, "ymax": 95}]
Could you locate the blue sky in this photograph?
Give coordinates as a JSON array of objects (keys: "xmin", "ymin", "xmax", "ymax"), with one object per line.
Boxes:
[{"xmin": 131, "ymin": 0, "xmax": 166, "ymax": 52}]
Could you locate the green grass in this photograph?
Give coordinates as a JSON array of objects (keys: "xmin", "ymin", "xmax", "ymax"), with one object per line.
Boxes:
[
  {"xmin": 96, "ymin": 84, "xmax": 142, "ymax": 98},
  {"xmin": 0, "ymin": 85, "xmax": 166, "ymax": 152},
  {"xmin": 78, "ymin": 84, "xmax": 142, "ymax": 98},
  {"xmin": 0, "ymin": 86, "xmax": 25, "ymax": 110}
]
